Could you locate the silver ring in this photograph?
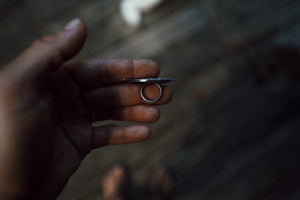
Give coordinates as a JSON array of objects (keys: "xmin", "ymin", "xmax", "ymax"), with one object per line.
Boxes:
[
  {"xmin": 140, "ymin": 82, "xmax": 163, "ymax": 103},
  {"xmin": 123, "ymin": 78, "xmax": 175, "ymax": 103}
]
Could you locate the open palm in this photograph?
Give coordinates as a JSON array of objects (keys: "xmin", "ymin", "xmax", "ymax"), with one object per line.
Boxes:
[{"xmin": 0, "ymin": 19, "xmax": 172, "ymax": 199}]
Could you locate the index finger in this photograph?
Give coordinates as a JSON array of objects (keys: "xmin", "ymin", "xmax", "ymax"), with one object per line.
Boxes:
[{"xmin": 62, "ymin": 59, "xmax": 160, "ymax": 89}]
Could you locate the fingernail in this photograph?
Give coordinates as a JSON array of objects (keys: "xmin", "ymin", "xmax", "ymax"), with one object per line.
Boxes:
[{"xmin": 65, "ymin": 18, "xmax": 80, "ymax": 30}]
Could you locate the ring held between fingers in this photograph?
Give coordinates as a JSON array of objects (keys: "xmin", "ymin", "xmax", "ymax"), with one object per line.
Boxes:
[
  {"xmin": 63, "ymin": 59, "xmax": 160, "ymax": 89},
  {"xmin": 82, "ymin": 83, "xmax": 172, "ymax": 108}
]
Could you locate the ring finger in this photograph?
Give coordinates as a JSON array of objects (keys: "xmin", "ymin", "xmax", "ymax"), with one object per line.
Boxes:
[{"xmin": 82, "ymin": 83, "xmax": 172, "ymax": 108}]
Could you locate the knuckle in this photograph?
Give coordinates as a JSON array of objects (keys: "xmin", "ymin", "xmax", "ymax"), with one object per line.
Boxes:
[{"xmin": 31, "ymin": 35, "xmax": 55, "ymax": 49}]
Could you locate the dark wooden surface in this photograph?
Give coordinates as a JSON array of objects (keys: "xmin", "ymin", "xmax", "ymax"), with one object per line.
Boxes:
[{"xmin": 1, "ymin": 0, "xmax": 300, "ymax": 199}]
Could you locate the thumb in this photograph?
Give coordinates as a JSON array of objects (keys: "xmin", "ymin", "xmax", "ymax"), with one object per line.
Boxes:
[{"xmin": 3, "ymin": 18, "xmax": 87, "ymax": 82}]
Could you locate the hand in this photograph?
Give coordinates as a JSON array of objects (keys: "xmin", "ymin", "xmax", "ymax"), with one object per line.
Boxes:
[{"xmin": 0, "ymin": 19, "xmax": 172, "ymax": 199}]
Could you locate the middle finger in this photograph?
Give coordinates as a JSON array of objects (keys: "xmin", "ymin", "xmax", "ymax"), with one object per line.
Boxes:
[{"xmin": 82, "ymin": 83, "xmax": 172, "ymax": 108}]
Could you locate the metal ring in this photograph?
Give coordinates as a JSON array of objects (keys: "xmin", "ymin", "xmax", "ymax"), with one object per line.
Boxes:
[{"xmin": 140, "ymin": 82, "xmax": 163, "ymax": 103}]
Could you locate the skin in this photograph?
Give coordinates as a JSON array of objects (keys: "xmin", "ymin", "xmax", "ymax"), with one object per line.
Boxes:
[
  {"xmin": 101, "ymin": 164, "xmax": 128, "ymax": 200},
  {"xmin": 0, "ymin": 19, "xmax": 172, "ymax": 199}
]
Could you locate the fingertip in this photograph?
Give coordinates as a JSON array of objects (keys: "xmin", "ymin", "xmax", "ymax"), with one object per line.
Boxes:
[
  {"xmin": 92, "ymin": 125, "xmax": 152, "ymax": 148},
  {"xmin": 65, "ymin": 18, "xmax": 81, "ymax": 30},
  {"xmin": 65, "ymin": 18, "xmax": 87, "ymax": 33},
  {"xmin": 132, "ymin": 105, "xmax": 160, "ymax": 123},
  {"xmin": 133, "ymin": 59, "xmax": 160, "ymax": 78},
  {"xmin": 64, "ymin": 18, "xmax": 87, "ymax": 48},
  {"xmin": 146, "ymin": 106, "xmax": 160, "ymax": 122},
  {"xmin": 145, "ymin": 59, "xmax": 161, "ymax": 76},
  {"xmin": 127, "ymin": 125, "xmax": 151, "ymax": 142},
  {"xmin": 76, "ymin": 19, "xmax": 87, "ymax": 39}
]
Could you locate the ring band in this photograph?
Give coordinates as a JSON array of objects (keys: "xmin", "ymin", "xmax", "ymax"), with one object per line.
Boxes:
[
  {"xmin": 140, "ymin": 82, "xmax": 163, "ymax": 103},
  {"xmin": 123, "ymin": 78, "xmax": 175, "ymax": 103}
]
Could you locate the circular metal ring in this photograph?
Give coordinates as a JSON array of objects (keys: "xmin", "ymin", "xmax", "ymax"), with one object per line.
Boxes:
[{"xmin": 140, "ymin": 82, "xmax": 163, "ymax": 103}]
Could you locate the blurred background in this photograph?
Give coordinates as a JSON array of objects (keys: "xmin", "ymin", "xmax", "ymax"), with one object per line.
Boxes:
[{"xmin": 1, "ymin": 0, "xmax": 300, "ymax": 199}]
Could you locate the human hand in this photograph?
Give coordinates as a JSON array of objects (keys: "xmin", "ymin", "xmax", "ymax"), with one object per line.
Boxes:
[{"xmin": 0, "ymin": 19, "xmax": 172, "ymax": 199}]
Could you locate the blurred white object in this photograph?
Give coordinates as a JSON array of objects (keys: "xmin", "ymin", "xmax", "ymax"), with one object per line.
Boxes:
[{"xmin": 120, "ymin": 0, "xmax": 163, "ymax": 27}]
